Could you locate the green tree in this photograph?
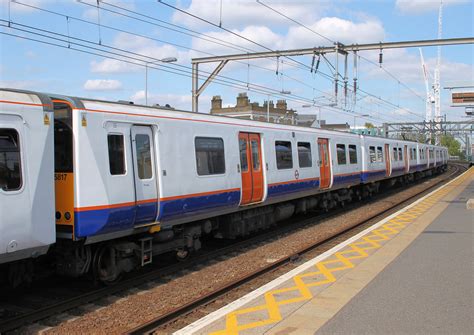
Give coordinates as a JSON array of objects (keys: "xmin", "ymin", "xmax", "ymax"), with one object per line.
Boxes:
[
  {"xmin": 365, "ymin": 122, "xmax": 375, "ymax": 129},
  {"xmin": 440, "ymin": 134, "xmax": 462, "ymax": 157}
]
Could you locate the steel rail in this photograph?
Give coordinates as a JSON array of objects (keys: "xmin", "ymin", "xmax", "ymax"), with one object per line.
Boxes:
[
  {"xmin": 0, "ymin": 164, "xmax": 465, "ymax": 333},
  {"xmin": 126, "ymin": 163, "xmax": 466, "ymax": 335}
]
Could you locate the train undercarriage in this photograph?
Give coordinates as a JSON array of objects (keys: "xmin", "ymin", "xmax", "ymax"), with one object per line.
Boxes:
[{"xmin": 3, "ymin": 165, "xmax": 447, "ymax": 286}]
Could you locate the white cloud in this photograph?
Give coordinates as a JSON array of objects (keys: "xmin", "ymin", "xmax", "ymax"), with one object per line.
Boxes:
[
  {"xmin": 395, "ymin": 0, "xmax": 469, "ymax": 14},
  {"xmin": 361, "ymin": 48, "xmax": 474, "ymax": 84},
  {"xmin": 90, "ymin": 33, "xmax": 184, "ymax": 74},
  {"xmin": 83, "ymin": 79, "xmax": 122, "ymax": 91},
  {"xmin": 171, "ymin": 0, "xmax": 328, "ymax": 30}
]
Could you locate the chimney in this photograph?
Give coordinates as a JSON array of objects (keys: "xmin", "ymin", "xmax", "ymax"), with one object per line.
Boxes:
[
  {"xmin": 236, "ymin": 92, "xmax": 249, "ymax": 107},
  {"xmin": 276, "ymin": 99, "xmax": 287, "ymax": 110},
  {"xmin": 211, "ymin": 95, "xmax": 222, "ymax": 110}
]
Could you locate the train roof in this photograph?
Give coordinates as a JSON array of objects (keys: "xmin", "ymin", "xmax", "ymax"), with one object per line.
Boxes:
[{"xmin": 0, "ymin": 88, "xmax": 445, "ymax": 148}]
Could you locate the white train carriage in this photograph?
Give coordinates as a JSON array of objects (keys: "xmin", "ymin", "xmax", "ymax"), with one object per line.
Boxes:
[
  {"xmin": 0, "ymin": 90, "xmax": 55, "ymax": 265},
  {"xmin": 0, "ymin": 88, "xmax": 448, "ymax": 283}
]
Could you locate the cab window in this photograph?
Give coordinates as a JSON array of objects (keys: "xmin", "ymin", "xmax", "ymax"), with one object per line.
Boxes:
[{"xmin": 0, "ymin": 129, "xmax": 22, "ymax": 191}]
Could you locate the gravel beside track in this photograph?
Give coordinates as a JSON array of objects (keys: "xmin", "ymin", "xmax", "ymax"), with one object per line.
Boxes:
[{"xmin": 37, "ymin": 164, "xmax": 466, "ymax": 335}]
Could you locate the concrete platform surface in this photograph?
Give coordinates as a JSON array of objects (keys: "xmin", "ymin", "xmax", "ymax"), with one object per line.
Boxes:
[{"xmin": 175, "ymin": 168, "xmax": 473, "ymax": 335}]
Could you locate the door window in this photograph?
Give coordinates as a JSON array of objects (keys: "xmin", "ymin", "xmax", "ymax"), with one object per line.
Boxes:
[
  {"xmin": 0, "ymin": 129, "xmax": 22, "ymax": 191},
  {"xmin": 251, "ymin": 140, "xmax": 260, "ymax": 170},
  {"xmin": 239, "ymin": 138, "xmax": 248, "ymax": 172},
  {"xmin": 135, "ymin": 134, "xmax": 153, "ymax": 179},
  {"xmin": 108, "ymin": 134, "xmax": 126, "ymax": 175}
]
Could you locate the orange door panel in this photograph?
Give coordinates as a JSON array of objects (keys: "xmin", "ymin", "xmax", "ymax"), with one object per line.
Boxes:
[
  {"xmin": 249, "ymin": 133, "xmax": 264, "ymax": 203},
  {"xmin": 318, "ymin": 138, "xmax": 331, "ymax": 189},
  {"xmin": 239, "ymin": 133, "xmax": 253, "ymax": 205},
  {"xmin": 384, "ymin": 143, "xmax": 391, "ymax": 177}
]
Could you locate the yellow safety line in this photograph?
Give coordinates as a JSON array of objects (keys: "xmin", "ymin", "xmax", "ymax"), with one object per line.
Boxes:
[{"xmin": 209, "ymin": 168, "xmax": 473, "ymax": 335}]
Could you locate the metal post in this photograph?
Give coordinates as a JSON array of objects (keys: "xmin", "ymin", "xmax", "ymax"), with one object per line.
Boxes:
[
  {"xmin": 353, "ymin": 51, "xmax": 358, "ymax": 108},
  {"xmin": 145, "ymin": 64, "xmax": 148, "ymax": 106},
  {"xmin": 344, "ymin": 52, "xmax": 348, "ymax": 107},
  {"xmin": 192, "ymin": 63, "xmax": 198, "ymax": 113},
  {"xmin": 334, "ymin": 44, "xmax": 339, "ymax": 105}
]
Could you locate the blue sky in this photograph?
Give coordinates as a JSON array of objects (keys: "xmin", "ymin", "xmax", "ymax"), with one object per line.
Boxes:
[{"xmin": 0, "ymin": 0, "xmax": 473, "ymax": 126}]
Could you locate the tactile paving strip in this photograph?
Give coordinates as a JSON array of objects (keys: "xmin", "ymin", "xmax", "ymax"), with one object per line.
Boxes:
[{"xmin": 205, "ymin": 168, "xmax": 473, "ymax": 335}]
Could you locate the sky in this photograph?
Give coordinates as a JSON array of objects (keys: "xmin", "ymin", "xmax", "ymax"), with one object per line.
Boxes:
[{"xmin": 0, "ymin": 0, "xmax": 473, "ymax": 127}]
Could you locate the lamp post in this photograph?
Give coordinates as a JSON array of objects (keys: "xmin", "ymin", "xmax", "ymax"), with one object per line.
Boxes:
[
  {"xmin": 353, "ymin": 114, "xmax": 370, "ymax": 129},
  {"xmin": 145, "ymin": 57, "xmax": 178, "ymax": 106}
]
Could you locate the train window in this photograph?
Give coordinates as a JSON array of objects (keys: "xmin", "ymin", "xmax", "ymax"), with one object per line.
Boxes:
[
  {"xmin": 398, "ymin": 148, "xmax": 403, "ymax": 161},
  {"xmin": 275, "ymin": 141, "xmax": 293, "ymax": 169},
  {"xmin": 239, "ymin": 139, "xmax": 248, "ymax": 172},
  {"xmin": 376, "ymin": 146, "xmax": 383, "ymax": 162},
  {"xmin": 251, "ymin": 140, "xmax": 260, "ymax": 170},
  {"xmin": 298, "ymin": 142, "xmax": 312, "ymax": 168},
  {"xmin": 337, "ymin": 144, "xmax": 346, "ymax": 165},
  {"xmin": 108, "ymin": 134, "xmax": 126, "ymax": 175},
  {"xmin": 393, "ymin": 148, "xmax": 398, "ymax": 161},
  {"xmin": 136, "ymin": 134, "xmax": 153, "ymax": 179},
  {"xmin": 195, "ymin": 137, "xmax": 225, "ymax": 175},
  {"xmin": 0, "ymin": 129, "xmax": 22, "ymax": 191},
  {"xmin": 369, "ymin": 146, "xmax": 376, "ymax": 163},
  {"xmin": 349, "ymin": 145, "xmax": 357, "ymax": 164}
]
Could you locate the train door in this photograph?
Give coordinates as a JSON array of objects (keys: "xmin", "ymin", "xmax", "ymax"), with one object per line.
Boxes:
[
  {"xmin": 404, "ymin": 145, "xmax": 409, "ymax": 172},
  {"xmin": 239, "ymin": 132, "xmax": 263, "ymax": 205},
  {"xmin": 317, "ymin": 138, "xmax": 331, "ymax": 189},
  {"xmin": 384, "ymin": 143, "xmax": 391, "ymax": 177},
  {"xmin": 131, "ymin": 126, "xmax": 158, "ymax": 224}
]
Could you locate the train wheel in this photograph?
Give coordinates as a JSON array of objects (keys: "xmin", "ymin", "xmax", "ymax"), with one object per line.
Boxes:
[
  {"xmin": 176, "ymin": 248, "xmax": 190, "ymax": 262},
  {"xmin": 92, "ymin": 245, "xmax": 122, "ymax": 285}
]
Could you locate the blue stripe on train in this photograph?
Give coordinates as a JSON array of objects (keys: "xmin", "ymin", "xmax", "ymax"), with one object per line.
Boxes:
[
  {"xmin": 158, "ymin": 190, "xmax": 241, "ymax": 221},
  {"xmin": 333, "ymin": 173, "xmax": 360, "ymax": 186},
  {"xmin": 268, "ymin": 179, "xmax": 319, "ymax": 198},
  {"xmin": 74, "ymin": 202, "xmax": 158, "ymax": 237}
]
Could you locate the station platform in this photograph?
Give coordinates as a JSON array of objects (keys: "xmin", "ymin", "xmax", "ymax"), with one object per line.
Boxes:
[{"xmin": 175, "ymin": 168, "xmax": 473, "ymax": 335}]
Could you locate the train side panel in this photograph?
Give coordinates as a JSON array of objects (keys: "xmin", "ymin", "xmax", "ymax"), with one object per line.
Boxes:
[{"xmin": 0, "ymin": 90, "xmax": 55, "ymax": 264}]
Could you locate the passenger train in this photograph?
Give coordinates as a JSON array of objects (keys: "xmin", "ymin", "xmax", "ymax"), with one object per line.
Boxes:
[{"xmin": 0, "ymin": 89, "xmax": 448, "ymax": 285}]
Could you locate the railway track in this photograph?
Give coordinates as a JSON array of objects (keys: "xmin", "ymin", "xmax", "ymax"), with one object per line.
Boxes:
[
  {"xmin": 0, "ymin": 163, "xmax": 467, "ymax": 334},
  {"xmin": 128, "ymin": 163, "xmax": 468, "ymax": 335}
]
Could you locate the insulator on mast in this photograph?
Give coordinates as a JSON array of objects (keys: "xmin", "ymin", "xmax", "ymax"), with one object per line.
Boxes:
[{"xmin": 379, "ymin": 48, "xmax": 383, "ymax": 67}]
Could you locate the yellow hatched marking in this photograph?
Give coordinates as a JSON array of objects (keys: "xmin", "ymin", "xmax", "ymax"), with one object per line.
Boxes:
[{"xmin": 209, "ymin": 168, "xmax": 473, "ymax": 335}]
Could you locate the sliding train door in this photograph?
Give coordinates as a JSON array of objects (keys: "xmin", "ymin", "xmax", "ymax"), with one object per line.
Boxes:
[
  {"xmin": 384, "ymin": 143, "xmax": 391, "ymax": 177},
  {"xmin": 131, "ymin": 126, "xmax": 158, "ymax": 225},
  {"xmin": 239, "ymin": 132, "xmax": 263, "ymax": 205},
  {"xmin": 318, "ymin": 138, "xmax": 331, "ymax": 189}
]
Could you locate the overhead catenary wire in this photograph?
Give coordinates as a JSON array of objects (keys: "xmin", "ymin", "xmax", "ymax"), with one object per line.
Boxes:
[
  {"xmin": 3, "ymin": 1, "xmax": 408, "ymax": 123},
  {"xmin": 11, "ymin": 0, "xmax": 339, "ymax": 103},
  {"xmin": 0, "ymin": 30, "xmax": 388, "ymax": 124},
  {"xmin": 255, "ymin": 0, "xmax": 425, "ymax": 118}
]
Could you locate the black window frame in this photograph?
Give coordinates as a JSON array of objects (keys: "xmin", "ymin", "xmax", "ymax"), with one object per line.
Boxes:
[
  {"xmin": 275, "ymin": 141, "xmax": 293, "ymax": 170},
  {"xmin": 348, "ymin": 144, "xmax": 358, "ymax": 164},
  {"xmin": 0, "ymin": 128, "xmax": 22, "ymax": 192},
  {"xmin": 336, "ymin": 144, "xmax": 347, "ymax": 165},
  {"xmin": 376, "ymin": 146, "xmax": 383, "ymax": 162},
  {"xmin": 107, "ymin": 134, "xmax": 126, "ymax": 176},
  {"xmin": 297, "ymin": 142, "xmax": 312, "ymax": 168},
  {"xmin": 369, "ymin": 146, "xmax": 376, "ymax": 163},
  {"xmin": 195, "ymin": 137, "xmax": 226, "ymax": 176}
]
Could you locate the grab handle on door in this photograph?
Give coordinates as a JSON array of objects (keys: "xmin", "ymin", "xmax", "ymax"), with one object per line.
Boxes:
[{"xmin": 237, "ymin": 164, "xmax": 240, "ymax": 173}]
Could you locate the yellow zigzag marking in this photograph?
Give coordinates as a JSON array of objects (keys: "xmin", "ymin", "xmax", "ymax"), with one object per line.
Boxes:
[{"xmin": 209, "ymin": 169, "xmax": 473, "ymax": 335}]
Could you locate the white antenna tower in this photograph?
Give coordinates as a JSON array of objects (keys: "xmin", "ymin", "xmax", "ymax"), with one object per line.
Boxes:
[{"xmin": 433, "ymin": 0, "xmax": 443, "ymax": 144}]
